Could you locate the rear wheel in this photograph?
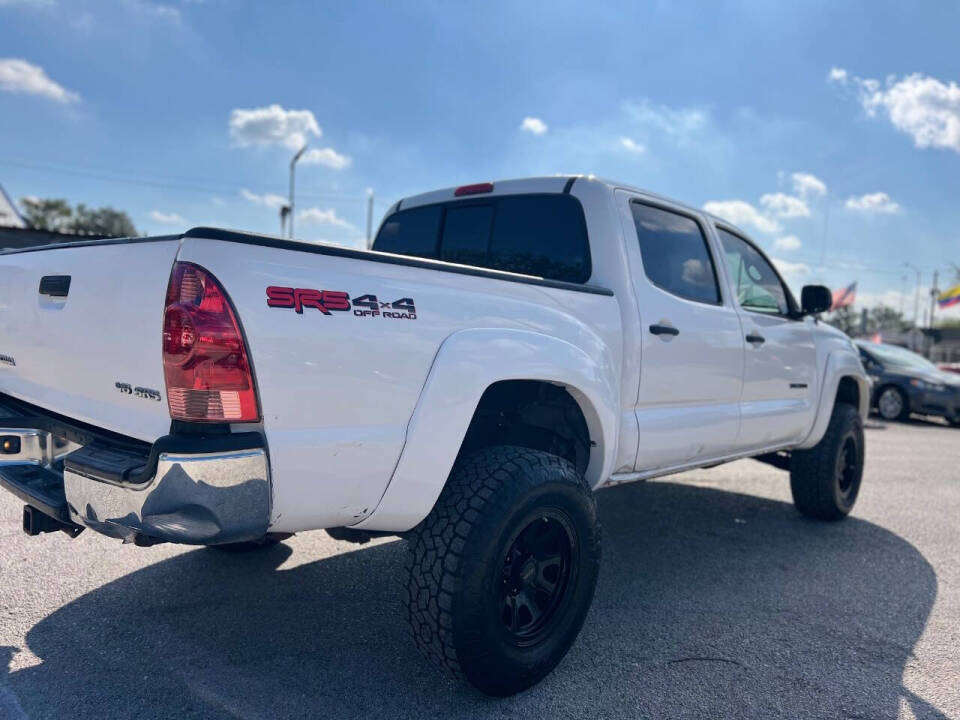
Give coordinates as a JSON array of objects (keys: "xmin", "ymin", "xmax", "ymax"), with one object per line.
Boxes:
[
  {"xmin": 404, "ymin": 446, "xmax": 601, "ymax": 696},
  {"xmin": 876, "ymin": 385, "xmax": 908, "ymax": 421},
  {"xmin": 790, "ymin": 403, "xmax": 864, "ymax": 521}
]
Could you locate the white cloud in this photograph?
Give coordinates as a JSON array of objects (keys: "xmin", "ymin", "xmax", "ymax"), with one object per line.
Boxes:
[
  {"xmin": 0, "ymin": 58, "xmax": 78, "ymax": 103},
  {"xmin": 845, "ymin": 192, "xmax": 901, "ymax": 214},
  {"xmin": 703, "ymin": 200, "xmax": 781, "ymax": 234},
  {"xmin": 301, "ymin": 147, "xmax": 351, "ymax": 169},
  {"xmin": 773, "ymin": 235, "xmax": 802, "ymax": 251},
  {"xmin": 149, "ymin": 210, "xmax": 185, "ymax": 224},
  {"xmin": 623, "ymin": 101, "xmax": 707, "ymax": 138},
  {"xmin": 827, "ymin": 67, "xmax": 848, "ymax": 84},
  {"xmin": 791, "ymin": 172, "xmax": 827, "ymax": 198},
  {"xmin": 298, "ymin": 207, "xmax": 353, "ymax": 229},
  {"xmin": 760, "ymin": 192, "xmax": 810, "ymax": 218},
  {"xmin": 520, "ymin": 116, "xmax": 548, "ymax": 135},
  {"xmin": 831, "ymin": 68, "xmax": 960, "ymax": 153},
  {"xmin": 240, "ymin": 188, "xmax": 288, "ymax": 209},
  {"xmin": 619, "ymin": 136, "xmax": 646, "ymax": 154},
  {"xmin": 229, "ymin": 104, "xmax": 322, "ymax": 150},
  {"xmin": 123, "ymin": 0, "xmax": 180, "ymax": 22}
]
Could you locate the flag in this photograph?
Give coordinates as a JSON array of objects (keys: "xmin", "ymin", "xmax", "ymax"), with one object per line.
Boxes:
[
  {"xmin": 938, "ymin": 284, "xmax": 960, "ymax": 309},
  {"xmin": 831, "ymin": 282, "xmax": 857, "ymax": 310}
]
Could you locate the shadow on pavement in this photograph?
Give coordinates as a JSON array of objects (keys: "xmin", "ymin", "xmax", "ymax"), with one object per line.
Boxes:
[{"xmin": 3, "ymin": 481, "xmax": 946, "ymax": 719}]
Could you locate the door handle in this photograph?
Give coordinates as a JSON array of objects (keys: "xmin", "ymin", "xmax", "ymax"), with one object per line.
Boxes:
[
  {"xmin": 649, "ymin": 324, "xmax": 679, "ymax": 337},
  {"xmin": 746, "ymin": 333, "xmax": 765, "ymax": 345},
  {"xmin": 39, "ymin": 275, "xmax": 71, "ymax": 297}
]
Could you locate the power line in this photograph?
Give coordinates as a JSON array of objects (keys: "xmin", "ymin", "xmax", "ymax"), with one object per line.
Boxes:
[{"xmin": 0, "ymin": 158, "xmax": 372, "ymax": 203}]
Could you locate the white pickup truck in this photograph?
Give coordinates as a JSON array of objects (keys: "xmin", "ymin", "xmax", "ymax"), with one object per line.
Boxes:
[{"xmin": 0, "ymin": 175, "xmax": 868, "ymax": 695}]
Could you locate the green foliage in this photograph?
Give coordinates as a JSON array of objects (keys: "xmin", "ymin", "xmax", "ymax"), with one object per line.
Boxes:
[
  {"xmin": 20, "ymin": 197, "xmax": 138, "ymax": 237},
  {"xmin": 937, "ymin": 317, "xmax": 960, "ymax": 329},
  {"xmin": 826, "ymin": 305, "xmax": 912, "ymax": 337},
  {"xmin": 826, "ymin": 306, "xmax": 859, "ymax": 336}
]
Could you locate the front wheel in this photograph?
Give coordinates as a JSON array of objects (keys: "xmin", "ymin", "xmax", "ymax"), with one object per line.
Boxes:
[
  {"xmin": 404, "ymin": 446, "xmax": 601, "ymax": 696},
  {"xmin": 790, "ymin": 403, "xmax": 864, "ymax": 521}
]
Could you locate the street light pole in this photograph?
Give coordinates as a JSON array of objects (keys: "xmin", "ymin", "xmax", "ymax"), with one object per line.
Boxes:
[
  {"xmin": 366, "ymin": 189, "xmax": 375, "ymax": 248},
  {"xmin": 288, "ymin": 143, "xmax": 308, "ymax": 239},
  {"xmin": 904, "ymin": 262, "xmax": 922, "ymax": 350}
]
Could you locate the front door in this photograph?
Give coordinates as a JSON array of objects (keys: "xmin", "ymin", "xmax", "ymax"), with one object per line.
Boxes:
[
  {"xmin": 617, "ymin": 192, "xmax": 745, "ymax": 471},
  {"xmin": 714, "ymin": 227, "xmax": 818, "ymax": 447}
]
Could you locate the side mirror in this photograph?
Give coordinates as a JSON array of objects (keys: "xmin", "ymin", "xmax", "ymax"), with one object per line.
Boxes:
[{"xmin": 801, "ymin": 285, "xmax": 832, "ymax": 315}]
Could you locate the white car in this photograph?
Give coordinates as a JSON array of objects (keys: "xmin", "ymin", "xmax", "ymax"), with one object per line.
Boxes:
[{"xmin": 0, "ymin": 175, "xmax": 869, "ymax": 695}]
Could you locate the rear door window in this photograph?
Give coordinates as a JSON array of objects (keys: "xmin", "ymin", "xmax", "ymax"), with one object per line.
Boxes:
[
  {"xmin": 630, "ymin": 201, "xmax": 720, "ymax": 304},
  {"xmin": 373, "ymin": 194, "xmax": 591, "ymax": 283}
]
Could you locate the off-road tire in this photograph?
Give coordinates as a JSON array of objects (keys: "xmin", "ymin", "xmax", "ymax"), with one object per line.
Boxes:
[
  {"xmin": 790, "ymin": 403, "xmax": 864, "ymax": 521},
  {"xmin": 206, "ymin": 532, "xmax": 293, "ymax": 552},
  {"xmin": 404, "ymin": 446, "xmax": 601, "ymax": 696}
]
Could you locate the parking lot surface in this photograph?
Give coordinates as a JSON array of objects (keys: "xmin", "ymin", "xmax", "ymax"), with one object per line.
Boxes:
[{"xmin": 1, "ymin": 418, "xmax": 958, "ymax": 719}]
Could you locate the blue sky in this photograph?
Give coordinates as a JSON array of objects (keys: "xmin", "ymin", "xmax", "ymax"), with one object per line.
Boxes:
[{"xmin": 1, "ymin": 0, "xmax": 959, "ymax": 320}]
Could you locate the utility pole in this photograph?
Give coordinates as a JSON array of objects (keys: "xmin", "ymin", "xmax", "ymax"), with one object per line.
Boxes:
[
  {"xmin": 288, "ymin": 143, "xmax": 308, "ymax": 239},
  {"xmin": 366, "ymin": 189, "xmax": 375, "ymax": 248}
]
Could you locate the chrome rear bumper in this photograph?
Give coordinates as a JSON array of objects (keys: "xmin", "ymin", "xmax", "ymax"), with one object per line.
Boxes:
[{"xmin": 0, "ymin": 396, "xmax": 270, "ymax": 545}]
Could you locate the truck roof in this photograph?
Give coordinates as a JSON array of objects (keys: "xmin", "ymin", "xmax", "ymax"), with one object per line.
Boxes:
[{"xmin": 395, "ymin": 174, "xmax": 737, "ymax": 233}]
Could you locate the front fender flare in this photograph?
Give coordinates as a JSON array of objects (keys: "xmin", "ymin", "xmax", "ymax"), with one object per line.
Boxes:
[
  {"xmin": 353, "ymin": 328, "xmax": 619, "ymax": 532},
  {"xmin": 797, "ymin": 350, "xmax": 870, "ymax": 450}
]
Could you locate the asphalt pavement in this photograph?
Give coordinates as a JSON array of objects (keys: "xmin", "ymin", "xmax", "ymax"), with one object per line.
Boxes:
[{"xmin": 1, "ymin": 417, "xmax": 958, "ymax": 719}]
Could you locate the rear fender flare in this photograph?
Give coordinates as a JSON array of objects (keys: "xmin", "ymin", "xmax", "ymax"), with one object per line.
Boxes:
[{"xmin": 353, "ymin": 328, "xmax": 619, "ymax": 532}]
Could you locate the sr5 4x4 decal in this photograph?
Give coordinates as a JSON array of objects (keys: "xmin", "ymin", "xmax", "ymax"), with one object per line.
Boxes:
[{"xmin": 266, "ymin": 287, "xmax": 417, "ymax": 320}]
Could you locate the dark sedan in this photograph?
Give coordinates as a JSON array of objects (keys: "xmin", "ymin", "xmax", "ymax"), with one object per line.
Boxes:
[{"xmin": 856, "ymin": 341, "xmax": 960, "ymax": 426}]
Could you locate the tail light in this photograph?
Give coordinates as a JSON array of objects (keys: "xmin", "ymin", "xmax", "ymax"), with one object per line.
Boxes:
[{"xmin": 162, "ymin": 262, "xmax": 259, "ymax": 422}]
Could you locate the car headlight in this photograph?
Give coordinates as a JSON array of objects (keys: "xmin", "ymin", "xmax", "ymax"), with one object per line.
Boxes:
[{"xmin": 910, "ymin": 378, "xmax": 947, "ymax": 392}]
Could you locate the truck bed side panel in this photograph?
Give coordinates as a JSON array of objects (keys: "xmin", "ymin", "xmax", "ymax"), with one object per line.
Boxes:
[{"xmin": 177, "ymin": 238, "xmax": 621, "ymax": 532}]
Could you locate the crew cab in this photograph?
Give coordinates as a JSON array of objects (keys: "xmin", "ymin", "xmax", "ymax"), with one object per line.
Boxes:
[{"xmin": 0, "ymin": 176, "xmax": 869, "ymax": 695}]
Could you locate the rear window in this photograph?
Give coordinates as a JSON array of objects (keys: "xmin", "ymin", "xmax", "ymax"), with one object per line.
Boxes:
[{"xmin": 372, "ymin": 194, "xmax": 591, "ymax": 283}]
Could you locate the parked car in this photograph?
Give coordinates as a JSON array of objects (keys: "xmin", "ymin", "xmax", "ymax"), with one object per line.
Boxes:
[
  {"xmin": 856, "ymin": 341, "xmax": 960, "ymax": 425},
  {"xmin": 0, "ymin": 176, "xmax": 869, "ymax": 695},
  {"xmin": 939, "ymin": 362, "xmax": 960, "ymax": 375}
]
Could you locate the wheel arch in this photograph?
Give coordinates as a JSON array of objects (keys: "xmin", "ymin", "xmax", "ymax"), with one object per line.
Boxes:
[
  {"xmin": 797, "ymin": 350, "xmax": 870, "ymax": 450},
  {"xmin": 353, "ymin": 328, "xmax": 619, "ymax": 532}
]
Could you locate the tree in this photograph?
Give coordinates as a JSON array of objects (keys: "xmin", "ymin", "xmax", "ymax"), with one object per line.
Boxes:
[
  {"xmin": 20, "ymin": 197, "xmax": 73, "ymax": 232},
  {"xmin": 826, "ymin": 306, "xmax": 859, "ymax": 336},
  {"xmin": 19, "ymin": 197, "xmax": 138, "ymax": 237},
  {"xmin": 937, "ymin": 317, "xmax": 960, "ymax": 329},
  {"xmin": 868, "ymin": 306, "xmax": 911, "ymax": 333},
  {"xmin": 826, "ymin": 304, "xmax": 912, "ymax": 337}
]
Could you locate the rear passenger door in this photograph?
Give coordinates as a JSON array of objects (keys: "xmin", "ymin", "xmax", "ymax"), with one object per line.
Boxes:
[
  {"xmin": 617, "ymin": 192, "xmax": 745, "ymax": 471},
  {"xmin": 714, "ymin": 228, "xmax": 817, "ymax": 448}
]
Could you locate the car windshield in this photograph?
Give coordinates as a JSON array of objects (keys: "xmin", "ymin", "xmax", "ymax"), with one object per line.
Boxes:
[{"xmin": 861, "ymin": 343, "xmax": 938, "ymax": 372}]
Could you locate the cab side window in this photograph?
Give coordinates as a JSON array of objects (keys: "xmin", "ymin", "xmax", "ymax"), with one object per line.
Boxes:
[
  {"xmin": 717, "ymin": 229, "xmax": 790, "ymax": 315},
  {"xmin": 630, "ymin": 201, "xmax": 720, "ymax": 305}
]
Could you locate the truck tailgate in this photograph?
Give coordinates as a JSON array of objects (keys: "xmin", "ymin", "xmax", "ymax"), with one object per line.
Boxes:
[{"xmin": 0, "ymin": 239, "xmax": 181, "ymax": 441}]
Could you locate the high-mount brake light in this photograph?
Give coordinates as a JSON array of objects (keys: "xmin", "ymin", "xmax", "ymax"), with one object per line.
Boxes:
[
  {"xmin": 162, "ymin": 262, "xmax": 259, "ymax": 423},
  {"xmin": 454, "ymin": 182, "xmax": 494, "ymax": 197}
]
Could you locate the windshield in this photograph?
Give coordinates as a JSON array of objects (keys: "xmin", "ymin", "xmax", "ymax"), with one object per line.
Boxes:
[{"xmin": 861, "ymin": 343, "xmax": 938, "ymax": 373}]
